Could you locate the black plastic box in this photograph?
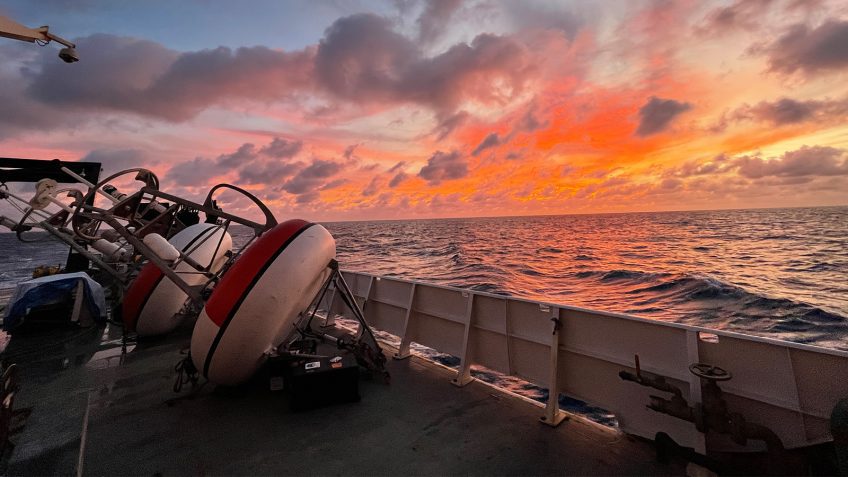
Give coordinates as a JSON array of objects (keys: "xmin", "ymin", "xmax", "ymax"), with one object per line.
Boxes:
[{"xmin": 288, "ymin": 354, "xmax": 360, "ymax": 411}]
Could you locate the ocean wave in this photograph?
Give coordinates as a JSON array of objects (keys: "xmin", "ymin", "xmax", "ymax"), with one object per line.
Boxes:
[
  {"xmin": 537, "ymin": 246, "xmax": 563, "ymax": 254},
  {"xmin": 574, "ymin": 269, "xmax": 670, "ymax": 282},
  {"xmin": 518, "ymin": 267, "xmax": 544, "ymax": 276}
]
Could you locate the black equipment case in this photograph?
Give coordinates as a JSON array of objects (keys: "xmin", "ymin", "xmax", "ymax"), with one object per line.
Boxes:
[{"xmin": 287, "ymin": 354, "xmax": 360, "ymax": 411}]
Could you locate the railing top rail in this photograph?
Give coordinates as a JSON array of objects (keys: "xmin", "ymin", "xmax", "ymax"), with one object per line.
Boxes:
[{"xmin": 341, "ymin": 269, "xmax": 848, "ymax": 359}]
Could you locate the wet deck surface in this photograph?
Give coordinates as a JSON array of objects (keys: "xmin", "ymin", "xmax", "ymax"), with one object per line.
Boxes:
[{"xmin": 1, "ymin": 319, "xmax": 684, "ymax": 476}]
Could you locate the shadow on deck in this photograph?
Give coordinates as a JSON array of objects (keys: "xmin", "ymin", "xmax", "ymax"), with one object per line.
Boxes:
[{"xmin": 1, "ymin": 321, "xmax": 683, "ymax": 476}]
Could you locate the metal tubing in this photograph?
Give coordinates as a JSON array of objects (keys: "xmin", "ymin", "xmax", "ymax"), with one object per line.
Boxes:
[
  {"xmin": 60, "ymin": 167, "xmax": 119, "ymax": 204},
  {"xmin": 103, "ymin": 217, "xmax": 203, "ymax": 305},
  {"xmin": 40, "ymin": 222, "xmax": 124, "ymax": 282}
]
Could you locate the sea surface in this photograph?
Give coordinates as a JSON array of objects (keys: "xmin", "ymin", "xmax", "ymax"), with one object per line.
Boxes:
[
  {"xmin": 2, "ymin": 207, "xmax": 847, "ymax": 351},
  {"xmin": 324, "ymin": 206, "xmax": 848, "ymax": 351}
]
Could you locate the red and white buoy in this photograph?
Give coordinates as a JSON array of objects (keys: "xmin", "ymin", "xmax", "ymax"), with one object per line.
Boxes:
[
  {"xmin": 123, "ymin": 223, "xmax": 233, "ymax": 337},
  {"xmin": 190, "ymin": 219, "xmax": 335, "ymax": 385}
]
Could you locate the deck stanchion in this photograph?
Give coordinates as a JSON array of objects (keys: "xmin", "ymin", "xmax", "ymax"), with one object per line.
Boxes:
[
  {"xmin": 394, "ymin": 283, "xmax": 417, "ymax": 360},
  {"xmin": 541, "ymin": 306, "xmax": 567, "ymax": 427},
  {"xmin": 452, "ymin": 292, "xmax": 475, "ymax": 387},
  {"xmin": 685, "ymin": 331, "xmax": 706, "ymax": 453},
  {"xmin": 355, "ymin": 276, "xmax": 375, "ymax": 337},
  {"xmin": 321, "ymin": 282, "xmax": 338, "ymax": 328}
]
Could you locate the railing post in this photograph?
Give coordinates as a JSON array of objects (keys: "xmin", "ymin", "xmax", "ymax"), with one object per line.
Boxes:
[
  {"xmin": 321, "ymin": 282, "xmax": 338, "ymax": 328},
  {"xmin": 686, "ymin": 330, "xmax": 706, "ymax": 453},
  {"xmin": 541, "ymin": 306, "xmax": 566, "ymax": 427},
  {"xmin": 452, "ymin": 292, "xmax": 475, "ymax": 387},
  {"xmin": 354, "ymin": 275, "xmax": 375, "ymax": 338},
  {"xmin": 393, "ymin": 283, "xmax": 417, "ymax": 360}
]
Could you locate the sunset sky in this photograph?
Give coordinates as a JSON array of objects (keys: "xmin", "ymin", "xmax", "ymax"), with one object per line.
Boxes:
[{"xmin": 1, "ymin": 0, "xmax": 847, "ymax": 221}]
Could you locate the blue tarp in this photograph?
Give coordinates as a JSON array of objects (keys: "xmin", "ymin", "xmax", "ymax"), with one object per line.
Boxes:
[{"xmin": 3, "ymin": 272, "xmax": 107, "ymax": 330}]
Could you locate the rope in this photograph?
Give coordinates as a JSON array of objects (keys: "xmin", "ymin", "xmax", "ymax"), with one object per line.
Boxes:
[{"xmin": 173, "ymin": 353, "xmax": 199, "ymax": 393}]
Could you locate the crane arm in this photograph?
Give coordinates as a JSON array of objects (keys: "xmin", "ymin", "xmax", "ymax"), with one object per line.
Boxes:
[
  {"xmin": 0, "ymin": 14, "xmax": 78, "ymax": 62},
  {"xmin": 0, "ymin": 14, "xmax": 45, "ymax": 43},
  {"xmin": 0, "ymin": 14, "xmax": 75, "ymax": 48}
]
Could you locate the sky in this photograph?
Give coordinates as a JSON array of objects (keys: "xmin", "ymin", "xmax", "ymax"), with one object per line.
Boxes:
[{"xmin": 1, "ymin": 0, "xmax": 847, "ymax": 221}]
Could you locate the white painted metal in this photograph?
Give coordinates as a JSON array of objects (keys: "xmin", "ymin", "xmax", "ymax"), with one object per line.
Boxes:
[
  {"xmin": 321, "ymin": 270, "xmax": 848, "ymax": 452},
  {"xmin": 542, "ymin": 305, "xmax": 567, "ymax": 427},
  {"xmin": 451, "ymin": 291, "xmax": 475, "ymax": 387}
]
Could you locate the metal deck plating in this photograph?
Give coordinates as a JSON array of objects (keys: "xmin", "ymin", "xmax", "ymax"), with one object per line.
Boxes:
[{"xmin": 1, "ymin": 320, "xmax": 681, "ymax": 476}]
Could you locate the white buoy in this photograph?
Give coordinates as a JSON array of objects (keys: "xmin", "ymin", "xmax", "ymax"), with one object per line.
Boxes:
[
  {"xmin": 123, "ymin": 223, "xmax": 233, "ymax": 337},
  {"xmin": 190, "ymin": 219, "xmax": 335, "ymax": 386}
]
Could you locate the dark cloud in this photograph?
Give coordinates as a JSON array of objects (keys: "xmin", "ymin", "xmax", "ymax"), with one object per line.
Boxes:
[
  {"xmin": 502, "ymin": 2, "xmax": 585, "ymax": 41},
  {"xmin": 0, "ymin": 46, "xmax": 71, "ymax": 137},
  {"xmin": 25, "ymin": 35, "xmax": 314, "ymax": 121},
  {"xmin": 670, "ymin": 155, "xmax": 732, "ymax": 178},
  {"xmin": 9, "ymin": 13, "xmax": 538, "ymax": 131},
  {"xmin": 314, "ymin": 14, "xmax": 418, "ymax": 102},
  {"xmin": 343, "ymin": 144, "xmax": 360, "ymax": 160},
  {"xmin": 432, "ymin": 111, "xmax": 469, "ymax": 140},
  {"xmin": 698, "ymin": 0, "xmax": 774, "ymax": 34},
  {"xmin": 635, "ymin": 96, "xmax": 692, "ymax": 136},
  {"xmin": 362, "ymin": 177, "xmax": 379, "ymax": 196},
  {"xmin": 79, "ymin": 148, "xmax": 155, "ymax": 175},
  {"xmin": 740, "ymin": 97, "xmax": 848, "ymax": 125},
  {"xmin": 238, "ymin": 161, "xmax": 303, "ymax": 185},
  {"xmin": 418, "ymin": 150, "xmax": 467, "ymax": 184},
  {"xmin": 260, "ymin": 138, "xmax": 303, "ymax": 159},
  {"xmin": 295, "ymin": 191, "xmax": 320, "ymax": 204},
  {"xmin": 167, "ymin": 157, "xmax": 223, "ymax": 186},
  {"xmin": 417, "ymin": 0, "xmax": 462, "ymax": 44},
  {"xmin": 217, "ymin": 143, "xmax": 257, "ymax": 168},
  {"xmin": 734, "ymin": 146, "xmax": 848, "ymax": 179},
  {"xmin": 713, "ymin": 97, "xmax": 848, "ymax": 131},
  {"xmin": 26, "ymin": 35, "xmax": 177, "ymax": 113},
  {"xmin": 659, "ymin": 178, "xmax": 682, "ymax": 191},
  {"xmin": 517, "ymin": 104, "xmax": 546, "ymax": 132},
  {"xmin": 755, "ymin": 20, "xmax": 848, "ymax": 75},
  {"xmin": 281, "ymin": 159, "xmax": 343, "ymax": 194},
  {"xmin": 137, "ymin": 45, "xmax": 315, "ymax": 120},
  {"xmin": 321, "ymin": 179, "xmax": 348, "ymax": 190},
  {"xmin": 668, "ymin": 147, "xmax": 848, "ymax": 181},
  {"xmin": 745, "ymin": 98, "xmax": 817, "ymax": 124},
  {"xmin": 315, "ymin": 14, "xmax": 535, "ymax": 114},
  {"xmin": 169, "ymin": 138, "xmax": 305, "ymax": 187},
  {"xmin": 471, "ymin": 133, "xmax": 503, "ymax": 156},
  {"xmin": 299, "ymin": 159, "xmax": 342, "ymax": 179},
  {"xmin": 0, "ymin": 45, "xmax": 92, "ymax": 137},
  {"xmin": 387, "ymin": 162, "xmax": 409, "ymax": 187},
  {"xmin": 389, "ymin": 171, "xmax": 408, "ymax": 187}
]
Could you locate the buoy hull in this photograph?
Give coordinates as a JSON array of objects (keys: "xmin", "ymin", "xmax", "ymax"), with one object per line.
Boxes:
[
  {"xmin": 191, "ymin": 220, "xmax": 335, "ymax": 386},
  {"xmin": 123, "ymin": 223, "xmax": 233, "ymax": 336}
]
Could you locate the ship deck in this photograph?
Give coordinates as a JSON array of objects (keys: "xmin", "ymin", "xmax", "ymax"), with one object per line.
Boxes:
[{"xmin": 0, "ymin": 317, "xmax": 684, "ymax": 476}]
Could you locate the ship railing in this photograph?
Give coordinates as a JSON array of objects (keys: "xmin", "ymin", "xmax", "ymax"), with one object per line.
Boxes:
[{"xmin": 318, "ymin": 270, "xmax": 848, "ymax": 454}]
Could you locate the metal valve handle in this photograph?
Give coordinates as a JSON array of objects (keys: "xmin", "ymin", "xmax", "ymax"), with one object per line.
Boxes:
[{"xmin": 689, "ymin": 363, "xmax": 732, "ymax": 381}]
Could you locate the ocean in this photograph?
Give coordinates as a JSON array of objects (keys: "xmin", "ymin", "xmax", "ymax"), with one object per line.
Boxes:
[{"xmin": 2, "ymin": 206, "xmax": 847, "ymax": 350}]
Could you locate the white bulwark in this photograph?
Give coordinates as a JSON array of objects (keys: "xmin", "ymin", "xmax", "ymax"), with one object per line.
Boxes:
[{"xmin": 321, "ymin": 271, "xmax": 848, "ymax": 453}]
